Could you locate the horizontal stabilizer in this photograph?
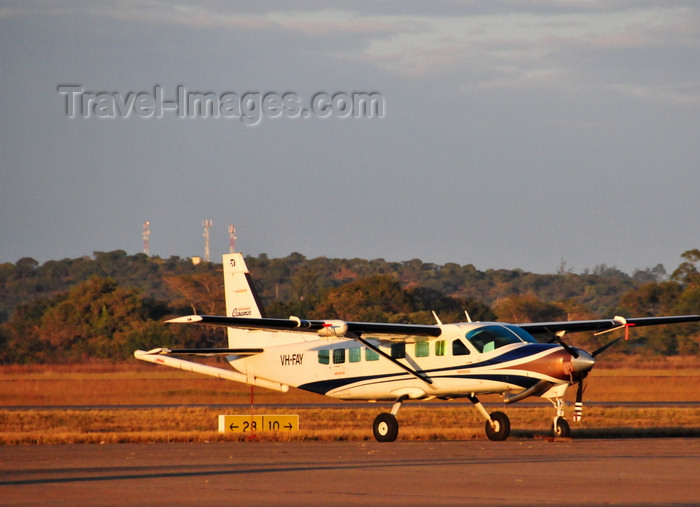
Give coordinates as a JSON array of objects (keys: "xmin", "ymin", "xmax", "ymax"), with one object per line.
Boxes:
[
  {"xmin": 133, "ymin": 349, "xmax": 288, "ymax": 392},
  {"xmin": 138, "ymin": 347, "xmax": 263, "ymax": 356}
]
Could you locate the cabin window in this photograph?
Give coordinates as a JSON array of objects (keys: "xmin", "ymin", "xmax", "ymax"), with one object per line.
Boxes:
[
  {"xmin": 333, "ymin": 348, "xmax": 346, "ymax": 364},
  {"xmin": 391, "ymin": 343, "xmax": 406, "ymax": 359},
  {"xmin": 318, "ymin": 349, "xmax": 329, "ymax": 364},
  {"xmin": 349, "ymin": 347, "xmax": 362, "ymax": 363},
  {"xmin": 452, "ymin": 339, "xmax": 470, "ymax": 356},
  {"xmin": 415, "ymin": 341, "xmax": 429, "ymax": 357},
  {"xmin": 365, "ymin": 348, "xmax": 380, "ymax": 361},
  {"xmin": 435, "ymin": 340, "xmax": 446, "ymax": 356}
]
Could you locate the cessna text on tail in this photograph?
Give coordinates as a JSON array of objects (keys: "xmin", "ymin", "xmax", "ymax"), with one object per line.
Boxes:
[{"xmin": 135, "ymin": 252, "xmax": 700, "ymax": 442}]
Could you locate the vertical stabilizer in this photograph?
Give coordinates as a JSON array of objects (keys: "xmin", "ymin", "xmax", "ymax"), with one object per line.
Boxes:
[
  {"xmin": 223, "ymin": 253, "xmax": 266, "ymax": 319},
  {"xmin": 222, "ymin": 253, "xmax": 266, "ymax": 348},
  {"xmin": 222, "ymin": 253, "xmax": 303, "ymax": 350}
]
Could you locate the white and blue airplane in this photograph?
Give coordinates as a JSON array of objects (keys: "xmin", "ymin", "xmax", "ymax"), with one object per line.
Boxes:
[{"xmin": 135, "ymin": 252, "xmax": 700, "ymax": 442}]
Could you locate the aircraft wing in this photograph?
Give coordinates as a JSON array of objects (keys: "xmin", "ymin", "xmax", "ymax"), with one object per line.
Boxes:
[
  {"xmin": 165, "ymin": 315, "xmax": 442, "ymax": 385},
  {"xmin": 518, "ymin": 315, "xmax": 700, "ymax": 335},
  {"xmin": 166, "ymin": 315, "xmax": 442, "ymax": 340},
  {"xmin": 167, "ymin": 314, "xmax": 700, "ymax": 339}
]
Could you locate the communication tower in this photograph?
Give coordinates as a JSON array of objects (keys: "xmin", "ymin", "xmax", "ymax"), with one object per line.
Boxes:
[
  {"xmin": 203, "ymin": 219, "xmax": 213, "ymax": 262},
  {"xmin": 142, "ymin": 221, "xmax": 150, "ymax": 256},
  {"xmin": 229, "ymin": 224, "xmax": 237, "ymax": 253}
]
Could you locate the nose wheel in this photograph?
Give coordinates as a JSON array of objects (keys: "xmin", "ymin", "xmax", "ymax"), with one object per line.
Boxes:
[{"xmin": 552, "ymin": 417, "xmax": 570, "ymax": 438}]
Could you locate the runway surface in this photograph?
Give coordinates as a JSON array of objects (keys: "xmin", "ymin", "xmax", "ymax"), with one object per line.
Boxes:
[{"xmin": 1, "ymin": 439, "xmax": 698, "ymax": 505}]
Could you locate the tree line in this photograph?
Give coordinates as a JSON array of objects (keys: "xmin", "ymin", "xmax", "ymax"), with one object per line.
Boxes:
[{"xmin": 0, "ymin": 249, "xmax": 698, "ymax": 363}]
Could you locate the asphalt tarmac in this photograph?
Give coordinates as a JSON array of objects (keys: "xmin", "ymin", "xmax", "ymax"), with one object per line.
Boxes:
[{"xmin": 1, "ymin": 439, "xmax": 698, "ymax": 506}]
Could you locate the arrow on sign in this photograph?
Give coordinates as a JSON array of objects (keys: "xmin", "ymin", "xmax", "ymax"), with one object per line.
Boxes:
[
  {"xmin": 284, "ymin": 423, "xmax": 293, "ymax": 430},
  {"xmin": 230, "ymin": 423, "xmax": 239, "ymax": 430}
]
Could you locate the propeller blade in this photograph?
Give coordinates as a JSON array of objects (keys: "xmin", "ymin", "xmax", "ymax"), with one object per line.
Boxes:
[
  {"xmin": 592, "ymin": 336, "xmax": 623, "ymax": 357},
  {"xmin": 574, "ymin": 380, "xmax": 584, "ymax": 422},
  {"xmin": 553, "ymin": 335, "xmax": 579, "ymax": 358}
]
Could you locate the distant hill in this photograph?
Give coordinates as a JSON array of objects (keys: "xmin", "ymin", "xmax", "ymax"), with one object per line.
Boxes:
[{"xmin": 0, "ymin": 249, "xmax": 697, "ymax": 362}]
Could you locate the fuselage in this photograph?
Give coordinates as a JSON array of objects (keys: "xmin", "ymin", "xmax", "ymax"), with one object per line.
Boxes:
[{"xmin": 230, "ymin": 322, "xmax": 582, "ymax": 401}]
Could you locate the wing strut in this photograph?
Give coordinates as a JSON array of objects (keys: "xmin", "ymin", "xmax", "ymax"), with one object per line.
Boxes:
[{"xmin": 353, "ymin": 335, "xmax": 433, "ymax": 385}]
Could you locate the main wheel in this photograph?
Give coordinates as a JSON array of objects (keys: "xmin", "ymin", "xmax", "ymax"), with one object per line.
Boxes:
[
  {"xmin": 485, "ymin": 411, "xmax": 510, "ymax": 441},
  {"xmin": 552, "ymin": 417, "xmax": 570, "ymax": 438},
  {"xmin": 373, "ymin": 413, "xmax": 399, "ymax": 442}
]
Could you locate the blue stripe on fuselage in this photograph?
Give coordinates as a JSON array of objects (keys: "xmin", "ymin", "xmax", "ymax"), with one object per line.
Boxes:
[
  {"xmin": 297, "ymin": 344, "xmax": 560, "ymax": 395},
  {"xmin": 297, "ymin": 371, "xmax": 540, "ymax": 396}
]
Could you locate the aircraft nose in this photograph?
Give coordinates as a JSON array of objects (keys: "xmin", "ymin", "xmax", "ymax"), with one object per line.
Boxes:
[{"xmin": 571, "ymin": 350, "xmax": 595, "ymax": 373}]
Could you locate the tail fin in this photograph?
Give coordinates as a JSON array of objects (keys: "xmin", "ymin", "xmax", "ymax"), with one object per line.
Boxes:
[
  {"xmin": 222, "ymin": 253, "xmax": 266, "ymax": 347},
  {"xmin": 223, "ymin": 253, "xmax": 265, "ymax": 318}
]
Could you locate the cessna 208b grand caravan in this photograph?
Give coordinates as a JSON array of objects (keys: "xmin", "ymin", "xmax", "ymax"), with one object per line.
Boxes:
[{"xmin": 135, "ymin": 253, "xmax": 700, "ymax": 442}]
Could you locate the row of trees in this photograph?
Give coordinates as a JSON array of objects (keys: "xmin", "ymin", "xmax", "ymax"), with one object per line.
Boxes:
[{"xmin": 0, "ymin": 249, "xmax": 698, "ymax": 363}]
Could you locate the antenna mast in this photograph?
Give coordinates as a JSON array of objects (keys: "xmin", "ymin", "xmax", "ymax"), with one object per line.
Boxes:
[
  {"xmin": 142, "ymin": 221, "xmax": 150, "ymax": 256},
  {"xmin": 202, "ymin": 219, "xmax": 213, "ymax": 262},
  {"xmin": 229, "ymin": 224, "xmax": 237, "ymax": 253}
]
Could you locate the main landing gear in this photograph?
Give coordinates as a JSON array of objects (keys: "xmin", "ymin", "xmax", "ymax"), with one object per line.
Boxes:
[
  {"xmin": 469, "ymin": 394, "xmax": 572, "ymax": 440},
  {"xmin": 373, "ymin": 396, "xmax": 406, "ymax": 442},
  {"xmin": 372, "ymin": 394, "xmax": 514, "ymax": 442},
  {"xmin": 468, "ymin": 395, "xmax": 510, "ymax": 441},
  {"xmin": 371, "ymin": 394, "xmax": 570, "ymax": 442}
]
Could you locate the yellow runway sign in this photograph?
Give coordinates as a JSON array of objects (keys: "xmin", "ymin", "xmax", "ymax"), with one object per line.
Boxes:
[{"xmin": 218, "ymin": 414, "xmax": 299, "ymax": 434}]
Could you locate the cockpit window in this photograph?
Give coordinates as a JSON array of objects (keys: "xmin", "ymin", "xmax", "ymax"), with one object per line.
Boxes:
[
  {"xmin": 505, "ymin": 325, "xmax": 538, "ymax": 344},
  {"xmin": 466, "ymin": 324, "xmax": 535, "ymax": 353}
]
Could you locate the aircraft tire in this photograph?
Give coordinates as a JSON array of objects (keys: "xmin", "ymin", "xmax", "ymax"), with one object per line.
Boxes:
[
  {"xmin": 552, "ymin": 418, "xmax": 570, "ymax": 438},
  {"xmin": 485, "ymin": 411, "xmax": 510, "ymax": 441},
  {"xmin": 373, "ymin": 413, "xmax": 399, "ymax": 442}
]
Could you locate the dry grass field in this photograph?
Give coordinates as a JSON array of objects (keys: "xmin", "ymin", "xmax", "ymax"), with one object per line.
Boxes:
[{"xmin": 1, "ymin": 357, "xmax": 699, "ymax": 444}]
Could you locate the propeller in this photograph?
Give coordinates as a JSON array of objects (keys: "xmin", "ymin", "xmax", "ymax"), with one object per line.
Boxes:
[{"xmin": 560, "ymin": 333, "xmax": 624, "ymax": 422}]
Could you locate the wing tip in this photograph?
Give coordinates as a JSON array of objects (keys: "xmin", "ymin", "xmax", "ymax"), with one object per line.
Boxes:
[
  {"xmin": 165, "ymin": 315, "xmax": 203, "ymax": 324},
  {"xmin": 134, "ymin": 347, "xmax": 171, "ymax": 358}
]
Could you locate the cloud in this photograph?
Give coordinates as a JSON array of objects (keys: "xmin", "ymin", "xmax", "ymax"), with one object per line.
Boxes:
[
  {"xmin": 349, "ymin": 4, "xmax": 700, "ymax": 104},
  {"xmin": 7, "ymin": 1, "xmax": 697, "ymax": 103},
  {"xmin": 609, "ymin": 82, "xmax": 700, "ymax": 105}
]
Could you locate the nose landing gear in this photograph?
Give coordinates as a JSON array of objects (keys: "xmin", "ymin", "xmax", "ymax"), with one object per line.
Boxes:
[{"xmin": 550, "ymin": 397, "xmax": 571, "ymax": 438}]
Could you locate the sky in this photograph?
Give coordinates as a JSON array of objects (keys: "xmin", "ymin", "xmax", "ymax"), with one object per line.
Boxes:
[{"xmin": 1, "ymin": 1, "xmax": 699, "ymax": 274}]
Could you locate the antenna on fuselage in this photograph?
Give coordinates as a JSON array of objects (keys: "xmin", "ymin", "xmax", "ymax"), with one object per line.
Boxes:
[
  {"xmin": 431, "ymin": 311, "xmax": 443, "ymax": 326},
  {"xmin": 464, "ymin": 310, "xmax": 472, "ymax": 323}
]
